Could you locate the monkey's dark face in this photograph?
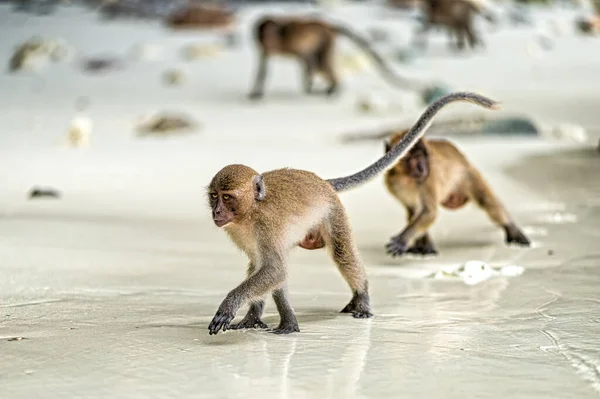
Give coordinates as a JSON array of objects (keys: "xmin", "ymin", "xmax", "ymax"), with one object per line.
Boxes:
[
  {"xmin": 207, "ymin": 165, "xmax": 266, "ymax": 228},
  {"xmin": 405, "ymin": 149, "xmax": 429, "ymax": 182},
  {"xmin": 208, "ymin": 190, "xmax": 242, "ymax": 228}
]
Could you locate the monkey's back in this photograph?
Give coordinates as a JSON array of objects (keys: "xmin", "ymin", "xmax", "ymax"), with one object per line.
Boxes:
[
  {"xmin": 254, "ymin": 17, "xmax": 332, "ymax": 55},
  {"xmin": 259, "ymin": 168, "xmax": 335, "ymax": 246}
]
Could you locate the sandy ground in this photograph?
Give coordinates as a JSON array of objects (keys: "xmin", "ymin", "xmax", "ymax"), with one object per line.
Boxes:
[{"xmin": 1, "ymin": 2, "xmax": 599, "ymax": 398}]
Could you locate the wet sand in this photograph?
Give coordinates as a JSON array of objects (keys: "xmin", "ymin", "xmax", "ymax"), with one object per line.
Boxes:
[{"xmin": 1, "ymin": 3, "xmax": 600, "ymax": 398}]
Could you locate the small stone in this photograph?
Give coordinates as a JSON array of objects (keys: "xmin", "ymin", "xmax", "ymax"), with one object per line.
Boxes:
[
  {"xmin": 356, "ymin": 93, "xmax": 389, "ymax": 115},
  {"xmin": 66, "ymin": 116, "xmax": 92, "ymax": 148},
  {"xmin": 130, "ymin": 42, "xmax": 163, "ymax": 62},
  {"xmin": 163, "ymin": 69, "xmax": 184, "ymax": 86},
  {"xmin": 367, "ymin": 27, "xmax": 390, "ymax": 43},
  {"xmin": 29, "ymin": 186, "xmax": 61, "ymax": 199},
  {"xmin": 547, "ymin": 249, "xmax": 554, "ymax": 256},
  {"xmin": 181, "ymin": 43, "xmax": 222, "ymax": 61},
  {"xmin": 421, "ymin": 84, "xmax": 452, "ymax": 105},
  {"xmin": 136, "ymin": 113, "xmax": 199, "ymax": 136}
]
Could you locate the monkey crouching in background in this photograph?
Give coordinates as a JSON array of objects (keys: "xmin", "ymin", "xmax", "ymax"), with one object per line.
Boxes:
[
  {"xmin": 206, "ymin": 92, "xmax": 498, "ymax": 336},
  {"xmin": 383, "ymin": 130, "xmax": 531, "ymax": 257}
]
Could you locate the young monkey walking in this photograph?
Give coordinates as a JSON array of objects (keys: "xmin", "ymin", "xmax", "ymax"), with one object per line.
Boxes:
[
  {"xmin": 383, "ymin": 129, "xmax": 531, "ymax": 257},
  {"xmin": 248, "ymin": 15, "xmax": 421, "ymax": 100},
  {"xmin": 206, "ymin": 92, "xmax": 498, "ymax": 336}
]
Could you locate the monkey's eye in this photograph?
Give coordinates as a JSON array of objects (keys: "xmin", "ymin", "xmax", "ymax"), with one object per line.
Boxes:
[
  {"xmin": 210, "ymin": 193, "xmax": 218, "ymax": 199},
  {"xmin": 222, "ymin": 194, "xmax": 231, "ymax": 200}
]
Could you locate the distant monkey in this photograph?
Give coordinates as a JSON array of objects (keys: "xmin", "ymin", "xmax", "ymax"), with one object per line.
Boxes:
[
  {"xmin": 414, "ymin": 0, "xmax": 496, "ymax": 51},
  {"xmin": 248, "ymin": 15, "xmax": 420, "ymax": 100},
  {"xmin": 206, "ymin": 92, "xmax": 498, "ymax": 335},
  {"xmin": 383, "ymin": 129, "xmax": 531, "ymax": 256}
]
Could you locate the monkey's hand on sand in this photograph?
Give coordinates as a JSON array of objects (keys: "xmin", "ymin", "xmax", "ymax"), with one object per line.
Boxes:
[
  {"xmin": 208, "ymin": 300, "xmax": 238, "ymax": 335},
  {"xmin": 385, "ymin": 236, "xmax": 409, "ymax": 257}
]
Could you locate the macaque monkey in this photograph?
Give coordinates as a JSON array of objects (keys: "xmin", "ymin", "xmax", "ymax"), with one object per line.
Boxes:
[
  {"xmin": 382, "ymin": 129, "xmax": 531, "ymax": 257},
  {"xmin": 413, "ymin": 0, "xmax": 496, "ymax": 51},
  {"xmin": 206, "ymin": 92, "xmax": 498, "ymax": 335},
  {"xmin": 248, "ymin": 15, "xmax": 421, "ymax": 100}
]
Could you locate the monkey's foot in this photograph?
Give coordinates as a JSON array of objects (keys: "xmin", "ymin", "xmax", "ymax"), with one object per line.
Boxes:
[
  {"xmin": 268, "ymin": 321, "xmax": 300, "ymax": 335},
  {"xmin": 208, "ymin": 310, "xmax": 236, "ymax": 335},
  {"xmin": 406, "ymin": 244, "xmax": 438, "ymax": 255},
  {"xmin": 248, "ymin": 91, "xmax": 263, "ymax": 101},
  {"xmin": 505, "ymin": 225, "xmax": 531, "ymax": 247},
  {"xmin": 325, "ymin": 85, "xmax": 339, "ymax": 97},
  {"xmin": 341, "ymin": 293, "xmax": 373, "ymax": 319},
  {"xmin": 385, "ymin": 237, "xmax": 409, "ymax": 257},
  {"xmin": 228, "ymin": 318, "xmax": 268, "ymax": 330}
]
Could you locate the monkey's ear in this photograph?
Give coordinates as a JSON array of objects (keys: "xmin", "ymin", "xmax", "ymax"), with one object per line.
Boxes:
[
  {"xmin": 254, "ymin": 174, "xmax": 266, "ymax": 201},
  {"xmin": 384, "ymin": 139, "xmax": 392, "ymax": 153}
]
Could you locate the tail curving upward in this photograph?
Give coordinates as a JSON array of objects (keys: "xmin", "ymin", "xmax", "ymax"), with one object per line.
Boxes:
[
  {"xmin": 331, "ymin": 24, "xmax": 423, "ymax": 91},
  {"xmin": 327, "ymin": 91, "xmax": 499, "ymax": 192}
]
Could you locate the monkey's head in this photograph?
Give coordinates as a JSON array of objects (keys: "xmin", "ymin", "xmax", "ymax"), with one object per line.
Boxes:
[
  {"xmin": 207, "ymin": 164, "xmax": 266, "ymax": 228},
  {"xmin": 384, "ymin": 130, "xmax": 430, "ymax": 183}
]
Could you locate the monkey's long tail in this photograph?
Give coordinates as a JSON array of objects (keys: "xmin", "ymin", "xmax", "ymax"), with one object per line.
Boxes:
[
  {"xmin": 332, "ymin": 24, "xmax": 423, "ymax": 91},
  {"xmin": 326, "ymin": 91, "xmax": 499, "ymax": 192}
]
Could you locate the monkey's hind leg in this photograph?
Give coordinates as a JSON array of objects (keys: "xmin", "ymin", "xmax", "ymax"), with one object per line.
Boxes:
[
  {"xmin": 269, "ymin": 285, "xmax": 300, "ymax": 334},
  {"xmin": 228, "ymin": 300, "xmax": 269, "ymax": 330},
  {"xmin": 316, "ymin": 42, "xmax": 339, "ymax": 97},
  {"xmin": 406, "ymin": 233, "xmax": 438, "ymax": 255},
  {"xmin": 469, "ymin": 171, "xmax": 531, "ymax": 247},
  {"xmin": 249, "ymin": 52, "xmax": 269, "ymax": 100},
  {"xmin": 302, "ymin": 56, "xmax": 317, "ymax": 94},
  {"xmin": 325, "ymin": 203, "xmax": 372, "ymax": 318}
]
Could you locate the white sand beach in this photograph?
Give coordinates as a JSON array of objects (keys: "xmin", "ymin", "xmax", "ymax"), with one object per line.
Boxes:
[{"xmin": 1, "ymin": 2, "xmax": 599, "ymax": 398}]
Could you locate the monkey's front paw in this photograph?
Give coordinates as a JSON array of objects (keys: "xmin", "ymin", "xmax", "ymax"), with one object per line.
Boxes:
[
  {"xmin": 385, "ymin": 237, "xmax": 409, "ymax": 257},
  {"xmin": 229, "ymin": 319, "xmax": 268, "ymax": 330},
  {"xmin": 208, "ymin": 311, "xmax": 235, "ymax": 335},
  {"xmin": 268, "ymin": 322, "xmax": 300, "ymax": 335}
]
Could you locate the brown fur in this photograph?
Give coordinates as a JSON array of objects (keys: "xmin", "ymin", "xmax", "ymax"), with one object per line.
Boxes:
[
  {"xmin": 207, "ymin": 165, "xmax": 371, "ymax": 335},
  {"xmin": 205, "ymin": 92, "xmax": 499, "ymax": 335},
  {"xmin": 248, "ymin": 15, "xmax": 417, "ymax": 100},
  {"xmin": 383, "ymin": 129, "xmax": 531, "ymax": 256},
  {"xmin": 414, "ymin": 0, "xmax": 495, "ymax": 50}
]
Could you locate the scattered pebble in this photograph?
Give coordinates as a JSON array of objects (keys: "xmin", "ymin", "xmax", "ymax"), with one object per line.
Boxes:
[
  {"xmin": 338, "ymin": 51, "xmax": 371, "ymax": 76},
  {"xmin": 163, "ymin": 69, "xmax": 185, "ymax": 86},
  {"xmin": 8, "ymin": 36, "xmax": 69, "ymax": 73},
  {"xmin": 7, "ymin": 337, "xmax": 27, "ymax": 341},
  {"xmin": 367, "ymin": 27, "xmax": 390, "ymax": 43},
  {"xmin": 421, "ymin": 84, "xmax": 453, "ymax": 105},
  {"xmin": 136, "ymin": 113, "xmax": 199, "ymax": 136},
  {"xmin": 129, "ymin": 42, "xmax": 163, "ymax": 61},
  {"xmin": 66, "ymin": 116, "xmax": 92, "ymax": 148},
  {"xmin": 81, "ymin": 56, "xmax": 125, "ymax": 73},
  {"xmin": 430, "ymin": 260, "xmax": 525, "ymax": 285},
  {"xmin": 356, "ymin": 93, "xmax": 390, "ymax": 115},
  {"xmin": 181, "ymin": 43, "xmax": 223, "ymax": 61},
  {"xmin": 547, "ymin": 249, "xmax": 554, "ymax": 256},
  {"xmin": 392, "ymin": 47, "xmax": 417, "ymax": 64},
  {"xmin": 29, "ymin": 187, "xmax": 61, "ymax": 199},
  {"xmin": 548, "ymin": 123, "xmax": 588, "ymax": 143},
  {"xmin": 576, "ymin": 16, "xmax": 600, "ymax": 35},
  {"xmin": 540, "ymin": 211, "xmax": 578, "ymax": 224}
]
